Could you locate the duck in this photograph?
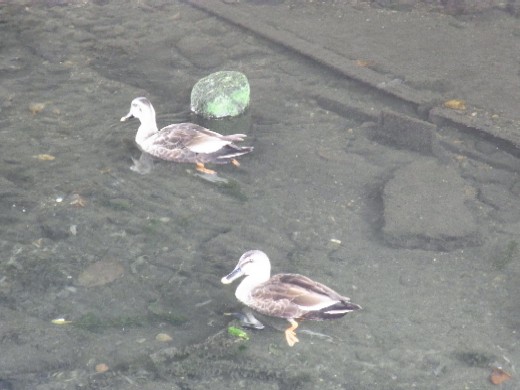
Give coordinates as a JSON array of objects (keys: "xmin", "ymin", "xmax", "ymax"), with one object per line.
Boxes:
[
  {"xmin": 221, "ymin": 250, "xmax": 361, "ymax": 346},
  {"xmin": 120, "ymin": 97, "xmax": 253, "ymax": 174}
]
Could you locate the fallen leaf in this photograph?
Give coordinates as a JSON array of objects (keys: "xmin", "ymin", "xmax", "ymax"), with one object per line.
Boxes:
[
  {"xmin": 355, "ymin": 59, "xmax": 375, "ymax": 68},
  {"xmin": 69, "ymin": 193, "xmax": 87, "ymax": 207},
  {"xmin": 489, "ymin": 367, "xmax": 512, "ymax": 385},
  {"xmin": 443, "ymin": 99, "xmax": 466, "ymax": 110},
  {"xmin": 33, "ymin": 154, "xmax": 55, "ymax": 161}
]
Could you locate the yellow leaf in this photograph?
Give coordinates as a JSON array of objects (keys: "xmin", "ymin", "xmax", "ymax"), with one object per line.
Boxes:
[
  {"xmin": 33, "ymin": 154, "xmax": 56, "ymax": 161},
  {"xmin": 51, "ymin": 318, "xmax": 72, "ymax": 325},
  {"xmin": 443, "ymin": 99, "xmax": 466, "ymax": 111}
]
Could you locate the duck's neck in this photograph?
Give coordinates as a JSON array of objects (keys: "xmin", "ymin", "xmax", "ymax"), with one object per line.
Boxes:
[{"xmin": 135, "ymin": 116, "xmax": 159, "ymax": 148}]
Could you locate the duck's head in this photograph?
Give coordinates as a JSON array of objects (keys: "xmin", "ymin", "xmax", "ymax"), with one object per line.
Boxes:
[
  {"xmin": 120, "ymin": 97, "xmax": 156, "ymax": 124},
  {"xmin": 221, "ymin": 250, "xmax": 271, "ymax": 285}
]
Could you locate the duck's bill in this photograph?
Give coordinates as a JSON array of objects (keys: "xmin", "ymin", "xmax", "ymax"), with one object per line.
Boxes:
[
  {"xmin": 221, "ymin": 266, "xmax": 244, "ymax": 284},
  {"xmin": 120, "ymin": 112, "xmax": 134, "ymax": 122}
]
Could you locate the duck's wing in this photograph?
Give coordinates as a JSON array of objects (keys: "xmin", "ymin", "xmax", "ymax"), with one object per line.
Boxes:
[
  {"xmin": 250, "ymin": 274, "xmax": 349, "ymax": 319},
  {"xmin": 160, "ymin": 123, "xmax": 247, "ymax": 154},
  {"xmin": 280, "ymin": 274, "xmax": 350, "ymax": 304}
]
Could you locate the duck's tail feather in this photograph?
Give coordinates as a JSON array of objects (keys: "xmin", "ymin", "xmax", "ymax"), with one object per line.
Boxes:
[
  {"xmin": 304, "ymin": 301, "xmax": 362, "ymax": 320},
  {"xmin": 321, "ymin": 301, "xmax": 362, "ymax": 319},
  {"xmin": 216, "ymin": 146, "xmax": 254, "ymax": 160}
]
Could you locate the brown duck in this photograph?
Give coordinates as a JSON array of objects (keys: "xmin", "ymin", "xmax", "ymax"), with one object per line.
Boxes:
[
  {"xmin": 221, "ymin": 250, "xmax": 361, "ymax": 346},
  {"xmin": 121, "ymin": 97, "xmax": 253, "ymax": 174}
]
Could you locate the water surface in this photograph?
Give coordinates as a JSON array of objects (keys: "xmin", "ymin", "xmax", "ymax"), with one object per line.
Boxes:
[{"xmin": 0, "ymin": 2, "xmax": 518, "ymax": 389}]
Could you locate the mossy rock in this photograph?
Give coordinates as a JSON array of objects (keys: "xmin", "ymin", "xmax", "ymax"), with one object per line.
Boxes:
[{"xmin": 191, "ymin": 71, "xmax": 250, "ymax": 119}]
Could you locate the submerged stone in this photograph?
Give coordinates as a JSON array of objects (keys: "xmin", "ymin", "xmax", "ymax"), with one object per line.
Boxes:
[
  {"xmin": 76, "ymin": 260, "xmax": 124, "ymax": 287},
  {"xmin": 382, "ymin": 158, "xmax": 479, "ymax": 251},
  {"xmin": 191, "ymin": 71, "xmax": 250, "ymax": 119}
]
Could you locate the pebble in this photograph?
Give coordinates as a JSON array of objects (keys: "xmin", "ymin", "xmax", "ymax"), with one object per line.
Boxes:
[
  {"xmin": 191, "ymin": 71, "xmax": 250, "ymax": 118},
  {"xmin": 155, "ymin": 333, "xmax": 173, "ymax": 342},
  {"xmin": 29, "ymin": 102, "xmax": 45, "ymax": 115},
  {"xmin": 77, "ymin": 261, "xmax": 124, "ymax": 287},
  {"xmin": 95, "ymin": 363, "xmax": 109, "ymax": 373}
]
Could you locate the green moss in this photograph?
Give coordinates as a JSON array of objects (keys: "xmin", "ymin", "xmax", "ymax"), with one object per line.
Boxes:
[
  {"xmin": 205, "ymin": 86, "xmax": 250, "ymax": 118},
  {"xmin": 231, "ymin": 87, "xmax": 250, "ymax": 106},
  {"xmin": 72, "ymin": 312, "xmax": 145, "ymax": 332},
  {"xmin": 71, "ymin": 310, "xmax": 187, "ymax": 332},
  {"xmin": 455, "ymin": 351, "xmax": 495, "ymax": 367},
  {"xmin": 174, "ymin": 215, "xmax": 191, "ymax": 229},
  {"xmin": 148, "ymin": 301, "xmax": 188, "ymax": 326},
  {"xmin": 142, "ymin": 218, "xmax": 161, "ymax": 236},
  {"xmin": 102, "ymin": 198, "xmax": 133, "ymax": 212},
  {"xmin": 492, "ymin": 240, "xmax": 518, "ymax": 270},
  {"xmin": 149, "ymin": 329, "xmax": 311, "ymax": 386},
  {"xmin": 191, "ymin": 71, "xmax": 250, "ymax": 118},
  {"xmin": 216, "ymin": 179, "xmax": 248, "ymax": 202}
]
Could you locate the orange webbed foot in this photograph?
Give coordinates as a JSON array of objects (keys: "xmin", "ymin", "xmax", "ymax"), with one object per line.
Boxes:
[
  {"xmin": 285, "ymin": 319, "xmax": 299, "ymax": 347},
  {"xmin": 196, "ymin": 162, "xmax": 216, "ymax": 175},
  {"xmin": 231, "ymin": 158, "xmax": 240, "ymax": 167}
]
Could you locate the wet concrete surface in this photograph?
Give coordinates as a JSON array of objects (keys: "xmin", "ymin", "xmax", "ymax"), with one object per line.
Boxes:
[{"xmin": 190, "ymin": 0, "xmax": 520, "ymax": 148}]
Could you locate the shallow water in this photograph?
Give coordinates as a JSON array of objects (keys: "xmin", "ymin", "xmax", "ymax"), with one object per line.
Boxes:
[{"xmin": 1, "ymin": 1, "xmax": 519, "ymax": 389}]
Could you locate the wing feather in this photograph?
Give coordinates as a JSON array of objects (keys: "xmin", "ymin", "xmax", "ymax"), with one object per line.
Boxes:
[
  {"xmin": 157, "ymin": 123, "xmax": 245, "ymax": 154},
  {"xmin": 249, "ymin": 273, "xmax": 350, "ymax": 319}
]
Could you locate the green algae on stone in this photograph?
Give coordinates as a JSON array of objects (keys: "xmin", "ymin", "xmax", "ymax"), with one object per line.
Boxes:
[
  {"xmin": 73, "ymin": 312, "xmax": 145, "ymax": 332},
  {"xmin": 102, "ymin": 198, "xmax": 133, "ymax": 212},
  {"xmin": 492, "ymin": 240, "xmax": 518, "ymax": 270},
  {"xmin": 455, "ymin": 351, "xmax": 496, "ymax": 368},
  {"xmin": 191, "ymin": 71, "xmax": 250, "ymax": 118},
  {"xmin": 149, "ymin": 329, "xmax": 311, "ymax": 387},
  {"xmin": 148, "ymin": 301, "xmax": 188, "ymax": 326}
]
